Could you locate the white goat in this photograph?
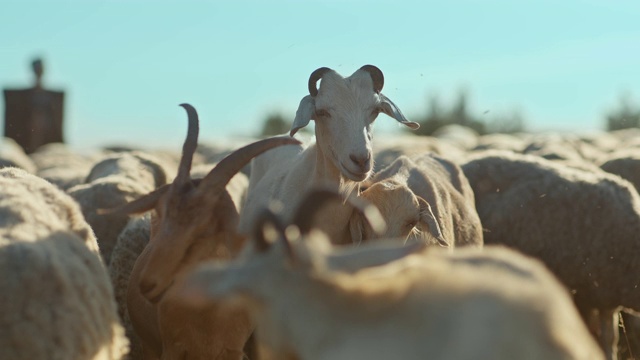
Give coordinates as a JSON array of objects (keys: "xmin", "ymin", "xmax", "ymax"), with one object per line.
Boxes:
[
  {"xmin": 179, "ymin": 206, "xmax": 603, "ymax": 360},
  {"xmin": 352, "ymin": 153, "xmax": 483, "ymax": 248},
  {"xmin": 239, "ymin": 65, "xmax": 419, "ymax": 244}
]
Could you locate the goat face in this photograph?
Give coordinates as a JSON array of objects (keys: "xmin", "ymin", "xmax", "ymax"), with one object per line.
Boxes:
[
  {"xmin": 137, "ymin": 185, "xmax": 238, "ymax": 303},
  {"xmin": 290, "ymin": 65, "xmax": 419, "ymax": 182},
  {"xmin": 354, "ymin": 180, "xmax": 448, "ymax": 247}
]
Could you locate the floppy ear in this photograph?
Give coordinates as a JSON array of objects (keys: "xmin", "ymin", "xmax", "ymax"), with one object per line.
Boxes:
[
  {"xmin": 379, "ymin": 94, "xmax": 420, "ymax": 130},
  {"xmin": 417, "ymin": 197, "xmax": 448, "ymax": 247},
  {"xmin": 290, "ymin": 95, "xmax": 316, "ymax": 137}
]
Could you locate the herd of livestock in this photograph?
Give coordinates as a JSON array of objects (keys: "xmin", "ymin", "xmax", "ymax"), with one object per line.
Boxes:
[{"xmin": 2, "ymin": 65, "xmax": 640, "ymax": 360}]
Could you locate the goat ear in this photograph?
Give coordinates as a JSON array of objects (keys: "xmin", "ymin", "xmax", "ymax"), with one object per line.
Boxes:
[
  {"xmin": 290, "ymin": 95, "xmax": 316, "ymax": 137},
  {"xmin": 417, "ymin": 197, "xmax": 449, "ymax": 247},
  {"xmin": 379, "ymin": 94, "xmax": 420, "ymax": 130}
]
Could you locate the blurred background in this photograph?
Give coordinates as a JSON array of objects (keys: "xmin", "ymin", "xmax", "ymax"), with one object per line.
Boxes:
[{"xmin": 1, "ymin": 0, "xmax": 639, "ymax": 150}]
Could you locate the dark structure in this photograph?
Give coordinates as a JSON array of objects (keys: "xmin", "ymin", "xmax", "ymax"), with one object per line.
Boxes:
[{"xmin": 3, "ymin": 58, "xmax": 64, "ymax": 153}]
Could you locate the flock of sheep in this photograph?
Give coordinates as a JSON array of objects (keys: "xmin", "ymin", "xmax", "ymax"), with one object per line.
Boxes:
[{"xmin": 2, "ymin": 64, "xmax": 640, "ymax": 360}]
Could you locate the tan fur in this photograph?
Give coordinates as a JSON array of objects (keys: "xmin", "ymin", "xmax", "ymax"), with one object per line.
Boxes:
[
  {"xmin": 0, "ymin": 167, "xmax": 128, "ymax": 360},
  {"xmin": 182, "ymin": 235, "xmax": 603, "ymax": 360}
]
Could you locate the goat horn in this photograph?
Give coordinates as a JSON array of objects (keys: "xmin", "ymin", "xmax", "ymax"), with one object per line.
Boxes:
[
  {"xmin": 198, "ymin": 136, "xmax": 301, "ymax": 193},
  {"xmin": 175, "ymin": 103, "xmax": 199, "ymax": 186},
  {"xmin": 359, "ymin": 65, "xmax": 384, "ymax": 93},
  {"xmin": 308, "ymin": 67, "xmax": 332, "ymax": 97},
  {"xmin": 97, "ymin": 184, "xmax": 171, "ymax": 215},
  {"xmin": 292, "ymin": 187, "xmax": 386, "ymax": 235}
]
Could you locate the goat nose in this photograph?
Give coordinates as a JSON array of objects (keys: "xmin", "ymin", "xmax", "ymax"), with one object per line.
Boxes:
[{"xmin": 349, "ymin": 153, "xmax": 371, "ymax": 170}]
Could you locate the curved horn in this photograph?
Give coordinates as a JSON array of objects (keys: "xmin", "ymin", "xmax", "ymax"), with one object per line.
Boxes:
[
  {"xmin": 198, "ymin": 136, "xmax": 301, "ymax": 193},
  {"xmin": 308, "ymin": 67, "xmax": 332, "ymax": 97},
  {"xmin": 291, "ymin": 188, "xmax": 386, "ymax": 236},
  {"xmin": 175, "ymin": 103, "xmax": 200, "ymax": 186},
  {"xmin": 359, "ymin": 65, "xmax": 384, "ymax": 93},
  {"xmin": 97, "ymin": 184, "xmax": 171, "ymax": 215}
]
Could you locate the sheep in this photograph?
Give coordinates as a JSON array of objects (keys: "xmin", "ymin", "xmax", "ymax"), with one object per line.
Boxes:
[
  {"xmin": 0, "ymin": 136, "xmax": 37, "ymax": 173},
  {"xmin": 85, "ymin": 150, "xmax": 174, "ymax": 189},
  {"xmin": 0, "ymin": 167, "xmax": 128, "ymax": 359},
  {"xmin": 520, "ymin": 132, "xmax": 607, "ymax": 165},
  {"xmin": 461, "ymin": 150, "xmax": 640, "ymax": 359},
  {"xmin": 102, "ymin": 103, "xmax": 300, "ymax": 360},
  {"xmin": 29, "ymin": 142, "xmax": 101, "ymax": 191},
  {"xmin": 471, "ymin": 132, "xmax": 526, "ymax": 153},
  {"xmin": 65, "ymin": 144, "xmax": 176, "ymax": 265},
  {"xmin": 239, "ymin": 65, "xmax": 419, "ymax": 244},
  {"xmin": 599, "ymin": 149, "xmax": 640, "ymax": 193},
  {"xmin": 432, "ymin": 123, "xmax": 480, "ymax": 150},
  {"xmin": 108, "ymin": 214, "xmax": 152, "ymax": 360},
  {"xmin": 68, "ymin": 175, "xmax": 154, "ymax": 265},
  {"xmin": 177, "ymin": 202, "xmax": 604, "ymax": 360},
  {"xmin": 372, "ymin": 134, "xmax": 466, "ymax": 173},
  {"xmin": 352, "ymin": 153, "xmax": 483, "ymax": 248}
]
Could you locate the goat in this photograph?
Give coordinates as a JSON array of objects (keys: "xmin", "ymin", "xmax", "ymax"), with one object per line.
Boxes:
[
  {"xmin": 239, "ymin": 65, "xmax": 419, "ymax": 245},
  {"xmin": 352, "ymin": 153, "xmax": 483, "ymax": 248},
  {"xmin": 101, "ymin": 103, "xmax": 300, "ymax": 360},
  {"xmin": 178, "ymin": 189, "xmax": 603, "ymax": 360}
]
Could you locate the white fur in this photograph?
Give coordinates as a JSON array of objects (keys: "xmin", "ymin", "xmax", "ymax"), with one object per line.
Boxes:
[
  {"xmin": 239, "ymin": 66, "xmax": 417, "ymax": 244},
  {"xmin": 181, "ymin": 235, "xmax": 603, "ymax": 360}
]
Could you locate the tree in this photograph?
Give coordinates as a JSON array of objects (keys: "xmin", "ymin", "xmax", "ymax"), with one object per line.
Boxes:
[
  {"xmin": 606, "ymin": 92, "xmax": 640, "ymax": 131},
  {"xmin": 260, "ymin": 112, "xmax": 290, "ymax": 136}
]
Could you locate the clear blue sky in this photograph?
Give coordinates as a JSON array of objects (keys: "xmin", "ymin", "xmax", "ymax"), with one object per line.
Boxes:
[{"xmin": 1, "ymin": 0, "xmax": 639, "ymax": 149}]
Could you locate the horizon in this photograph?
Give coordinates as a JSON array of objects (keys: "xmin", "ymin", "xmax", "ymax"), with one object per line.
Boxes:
[{"xmin": 1, "ymin": 0, "xmax": 639, "ymax": 150}]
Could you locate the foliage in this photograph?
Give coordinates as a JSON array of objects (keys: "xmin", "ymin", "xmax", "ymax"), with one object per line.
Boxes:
[
  {"xmin": 606, "ymin": 93, "xmax": 640, "ymax": 131},
  {"xmin": 260, "ymin": 112, "xmax": 290, "ymax": 137},
  {"xmin": 410, "ymin": 90, "xmax": 526, "ymax": 136}
]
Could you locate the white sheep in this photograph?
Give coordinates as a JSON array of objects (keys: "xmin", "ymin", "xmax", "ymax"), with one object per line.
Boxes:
[
  {"xmin": 85, "ymin": 150, "xmax": 174, "ymax": 188},
  {"xmin": 372, "ymin": 134, "xmax": 466, "ymax": 173},
  {"xmin": 101, "ymin": 104, "xmax": 299, "ymax": 360},
  {"xmin": 462, "ymin": 150, "xmax": 640, "ymax": 359},
  {"xmin": 353, "ymin": 153, "xmax": 483, "ymax": 248},
  {"xmin": 0, "ymin": 167, "xmax": 128, "ymax": 359},
  {"xmin": 178, "ymin": 206, "xmax": 603, "ymax": 360},
  {"xmin": 68, "ymin": 175, "xmax": 154, "ymax": 265},
  {"xmin": 108, "ymin": 214, "xmax": 152, "ymax": 360},
  {"xmin": 66, "ymin": 145, "xmax": 176, "ymax": 264},
  {"xmin": 599, "ymin": 149, "xmax": 640, "ymax": 192},
  {"xmin": 238, "ymin": 65, "xmax": 419, "ymax": 245},
  {"xmin": 0, "ymin": 136, "xmax": 36, "ymax": 173},
  {"xmin": 29, "ymin": 142, "xmax": 102, "ymax": 191}
]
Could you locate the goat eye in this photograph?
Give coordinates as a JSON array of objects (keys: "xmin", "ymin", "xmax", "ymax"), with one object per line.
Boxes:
[
  {"xmin": 315, "ymin": 109, "xmax": 330, "ymax": 118},
  {"xmin": 406, "ymin": 220, "xmax": 417, "ymax": 229}
]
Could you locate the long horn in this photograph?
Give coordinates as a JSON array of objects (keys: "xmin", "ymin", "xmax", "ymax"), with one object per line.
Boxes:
[
  {"xmin": 308, "ymin": 67, "xmax": 332, "ymax": 97},
  {"xmin": 97, "ymin": 184, "xmax": 171, "ymax": 215},
  {"xmin": 198, "ymin": 136, "xmax": 301, "ymax": 193},
  {"xmin": 291, "ymin": 188, "xmax": 386, "ymax": 235},
  {"xmin": 359, "ymin": 65, "xmax": 384, "ymax": 93},
  {"xmin": 175, "ymin": 103, "xmax": 199, "ymax": 186}
]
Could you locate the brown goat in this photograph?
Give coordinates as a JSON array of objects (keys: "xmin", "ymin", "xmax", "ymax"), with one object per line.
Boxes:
[{"xmin": 103, "ymin": 104, "xmax": 300, "ymax": 360}]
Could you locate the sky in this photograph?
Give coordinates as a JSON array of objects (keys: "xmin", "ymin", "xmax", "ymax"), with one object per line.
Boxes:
[{"xmin": 1, "ymin": 0, "xmax": 639, "ymax": 150}]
